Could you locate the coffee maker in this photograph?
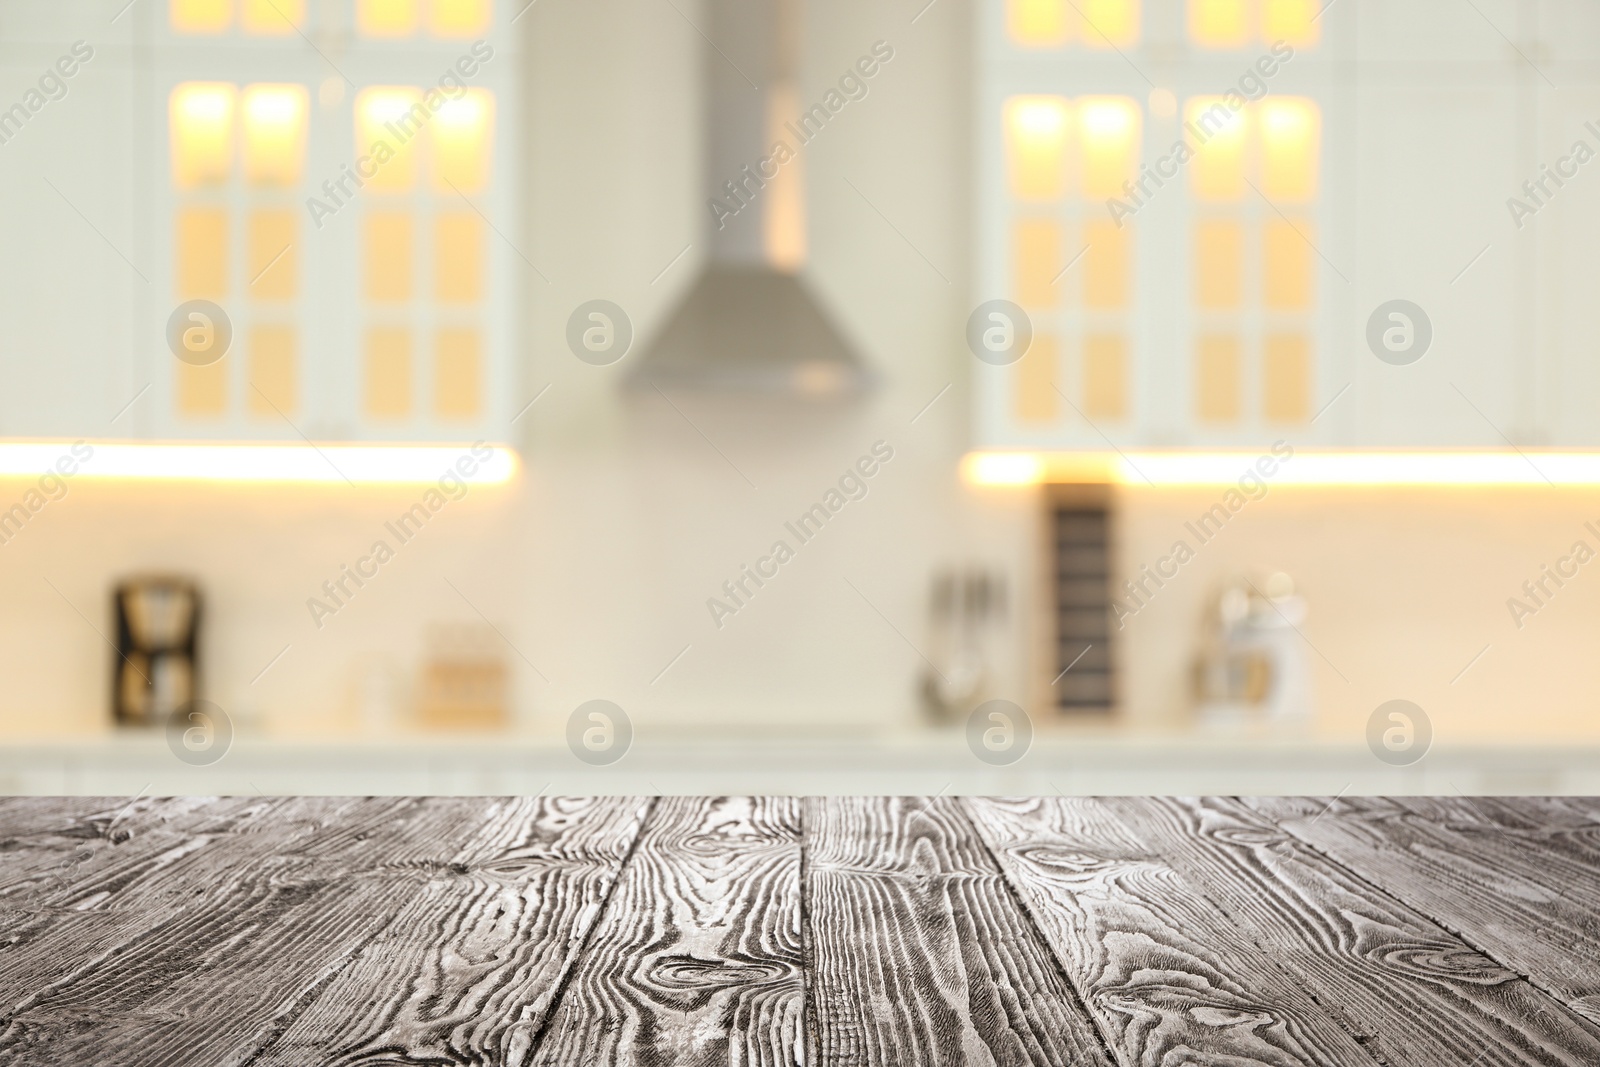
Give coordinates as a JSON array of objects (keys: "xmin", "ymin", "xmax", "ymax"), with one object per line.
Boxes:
[{"xmin": 113, "ymin": 577, "xmax": 202, "ymax": 727}]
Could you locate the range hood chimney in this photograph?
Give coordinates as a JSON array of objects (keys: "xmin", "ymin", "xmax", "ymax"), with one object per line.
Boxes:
[{"xmin": 626, "ymin": 0, "xmax": 874, "ymax": 398}]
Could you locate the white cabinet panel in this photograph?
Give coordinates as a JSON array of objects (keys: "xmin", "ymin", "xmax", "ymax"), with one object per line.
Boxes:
[
  {"xmin": 1537, "ymin": 87, "xmax": 1600, "ymax": 445},
  {"xmin": 1354, "ymin": 0, "xmax": 1521, "ymax": 66},
  {"xmin": 1345, "ymin": 84, "xmax": 1523, "ymax": 447},
  {"xmin": 0, "ymin": 44, "xmax": 140, "ymax": 437}
]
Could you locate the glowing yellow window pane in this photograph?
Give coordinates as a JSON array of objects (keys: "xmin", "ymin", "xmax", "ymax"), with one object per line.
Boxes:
[
  {"xmin": 436, "ymin": 214, "xmax": 484, "ymax": 303},
  {"xmin": 365, "ymin": 214, "xmax": 414, "ymax": 302},
  {"xmin": 242, "ymin": 84, "xmax": 308, "ymax": 187},
  {"xmin": 366, "ymin": 327, "xmax": 413, "ymax": 418},
  {"xmin": 430, "ymin": 0, "xmax": 492, "ymax": 36},
  {"xmin": 176, "ymin": 207, "xmax": 228, "ymax": 299},
  {"xmin": 432, "ymin": 89, "xmax": 494, "ymax": 193},
  {"xmin": 1083, "ymin": 218, "xmax": 1128, "ymax": 310},
  {"xmin": 356, "ymin": 87, "xmax": 424, "ymax": 192},
  {"xmin": 248, "ymin": 210, "xmax": 297, "ymax": 301},
  {"xmin": 1008, "ymin": 0, "xmax": 1071, "ymax": 46},
  {"xmin": 1013, "ymin": 219, "xmax": 1062, "ymax": 309},
  {"xmin": 247, "ymin": 326, "xmax": 297, "ymax": 416},
  {"xmin": 171, "ymin": 0, "xmax": 230, "ymax": 33},
  {"xmin": 436, "ymin": 328, "xmax": 482, "ymax": 419},
  {"xmin": 1196, "ymin": 334, "xmax": 1241, "ymax": 422},
  {"xmin": 1079, "ymin": 97, "xmax": 1140, "ymax": 200},
  {"xmin": 177, "ymin": 362, "xmax": 228, "ymax": 416},
  {"xmin": 1186, "ymin": 96, "xmax": 1247, "ymax": 202},
  {"xmin": 1264, "ymin": 333, "xmax": 1311, "ymax": 422},
  {"xmin": 1016, "ymin": 333, "xmax": 1059, "ymax": 424},
  {"xmin": 1260, "ymin": 97, "xmax": 1319, "ymax": 202},
  {"xmin": 1189, "ymin": 0, "xmax": 1249, "ymax": 47},
  {"xmin": 1084, "ymin": 335, "xmax": 1127, "ymax": 419},
  {"xmin": 1077, "ymin": 0, "xmax": 1139, "ymax": 48},
  {"xmin": 1264, "ymin": 218, "xmax": 1313, "ymax": 309},
  {"xmin": 1004, "ymin": 96, "xmax": 1071, "ymax": 202},
  {"xmin": 242, "ymin": 0, "xmax": 304, "ymax": 34},
  {"xmin": 1194, "ymin": 219, "xmax": 1242, "ymax": 309},
  {"xmin": 171, "ymin": 83, "xmax": 236, "ymax": 189},
  {"xmin": 1263, "ymin": 0, "xmax": 1320, "ymax": 46},
  {"xmin": 359, "ymin": 0, "xmax": 420, "ymax": 36}
]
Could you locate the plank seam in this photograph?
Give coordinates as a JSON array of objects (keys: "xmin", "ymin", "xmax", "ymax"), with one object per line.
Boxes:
[
  {"xmin": 954, "ymin": 797, "xmax": 1125, "ymax": 1067},
  {"xmin": 1260, "ymin": 799, "xmax": 1600, "ymax": 1041},
  {"xmin": 1109, "ymin": 798, "xmax": 1394, "ymax": 1067},
  {"xmin": 234, "ymin": 799, "xmax": 440, "ymax": 1067},
  {"xmin": 798, "ymin": 796, "xmax": 815, "ymax": 1067},
  {"xmin": 516, "ymin": 794, "xmax": 660, "ymax": 1067}
]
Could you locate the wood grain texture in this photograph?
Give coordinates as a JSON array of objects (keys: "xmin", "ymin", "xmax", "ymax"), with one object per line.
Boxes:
[
  {"xmin": 965, "ymin": 796, "xmax": 1387, "ymax": 1067},
  {"xmin": 250, "ymin": 795, "xmax": 650, "ymax": 1067},
  {"xmin": 0, "ymin": 798, "xmax": 527, "ymax": 1067},
  {"xmin": 0, "ymin": 798, "xmax": 224, "ymax": 924},
  {"xmin": 806, "ymin": 796, "xmax": 1113, "ymax": 1067},
  {"xmin": 1108, "ymin": 796, "xmax": 1600, "ymax": 1066},
  {"xmin": 529, "ymin": 796, "xmax": 804, "ymax": 1067},
  {"xmin": 0, "ymin": 797, "xmax": 361, "ymax": 1008},
  {"xmin": 2, "ymin": 796, "xmax": 1597, "ymax": 1067},
  {"xmin": 1247, "ymin": 796, "xmax": 1600, "ymax": 1027}
]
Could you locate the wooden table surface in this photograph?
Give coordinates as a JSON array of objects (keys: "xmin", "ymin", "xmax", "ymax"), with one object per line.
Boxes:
[{"xmin": 2, "ymin": 796, "xmax": 1599, "ymax": 1066}]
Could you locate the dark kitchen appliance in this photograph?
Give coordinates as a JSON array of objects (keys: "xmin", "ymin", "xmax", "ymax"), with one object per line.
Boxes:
[{"xmin": 113, "ymin": 576, "xmax": 201, "ymax": 727}]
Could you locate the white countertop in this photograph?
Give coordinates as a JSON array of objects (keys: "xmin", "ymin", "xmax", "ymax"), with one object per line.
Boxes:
[{"xmin": 0, "ymin": 730, "xmax": 1593, "ymax": 796}]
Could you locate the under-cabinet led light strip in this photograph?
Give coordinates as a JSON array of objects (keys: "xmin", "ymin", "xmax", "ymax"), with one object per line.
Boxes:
[
  {"xmin": 964, "ymin": 450, "xmax": 1600, "ymax": 487},
  {"xmin": 0, "ymin": 442, "xmax": 518, "ymax": 485}
]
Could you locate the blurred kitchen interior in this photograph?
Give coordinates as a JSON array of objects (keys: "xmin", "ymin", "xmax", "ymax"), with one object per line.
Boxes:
[{"xmin": 2, "ymin": 0, "xmax": 1599, "ymax": 794}]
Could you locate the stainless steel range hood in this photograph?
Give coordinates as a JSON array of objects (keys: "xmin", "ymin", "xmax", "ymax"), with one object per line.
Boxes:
[{"xmin": 626, "ymin": 0, "xmax": 874, "ymax": 398}]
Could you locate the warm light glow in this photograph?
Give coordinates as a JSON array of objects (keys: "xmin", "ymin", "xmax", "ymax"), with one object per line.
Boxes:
[
  {"xmin": 1005, "ymin": 95, "xmax": 1071, "ymax": 202},
  {"xmin": 241, "ymin": 0, "xmax": 304, "ymax": 34},
  {"xmin": 0, "ymin": 442, "xmax": 518, "ymax": 485},
  {"xmin": 1186, "ymin": 96, "xmax": 1247, "ymax": 201},
  {"xmin": 764, "ymin": 84, "xmax": 807, "ymax": 271},
  {"xmin": 1078, "ymin": 97, "xmax": 1140, "ymax": 199},
  {"xmin": 1194, "ymin": 219, "xmax": 1243, "ymax": 309},
  {"xmin": 1263, "ymin": 0, "xmax": 1320, "ymax": 46},
  {"xmin": 242, "ymin": 84, "xmax": 309, "ymax": 187},
  {"xmin": 1260, "ymin": 97, "xmax": 1319, "ymax": 202},
  {"xmin": 170, "ymin": 83, "xmax": 236, "ymax": 188},
  {"xmin": 431, "ymin": 89, "xmax": 494, "ymax": 194},
  {"xmin": 356, "ymin": 87, "xmax": 424, "ymax": 192},
  {"xmin": 1008, "ymin": 0, "xmax": 1070, "ymax": 46},
  {"xmin": 1189, "ymin": 0, "xmax": 1249, "ymax": 47},
  {"xmin": 359, "ymin": 0, "xmax": 420, "ymax": 36},
  {"xmin": 1078, "ymin": 0, "xmax": 1139, "ymax": 48},
  {"xmin": 965, "ymin": 452, "xmax": 1047, "ymax": 486},
  {"xmin": 1012, "ymin": 219, "xmax": 1062, "ymax": 308},
  {"xmin": 430, "ymin": 0, "xmax": 493, "ymax": 36},
  {"xmin": 962, "ymin": 451, "xmax": 1600, "ymax": 487},
  {"xmin": 171, "ymin": 0, "xmax": 230, "ymax": 33}
]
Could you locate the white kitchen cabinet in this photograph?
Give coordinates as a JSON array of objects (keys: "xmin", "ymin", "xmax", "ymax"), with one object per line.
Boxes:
[
  {"xmin": 973, "ymin": 0, "xmax": 1587, "ymax": 451},
  {"xmin": 0, "ymin": 0, "xmax": 520, "ymax": 445}
]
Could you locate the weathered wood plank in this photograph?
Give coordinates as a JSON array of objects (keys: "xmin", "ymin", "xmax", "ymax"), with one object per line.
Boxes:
[
  {"xmin": 966, "ymin": 796, "xmax": 1386, "ymax": 1067},
  {"xmin": 807, "ymin": 796, "xmax": 1114, "ymax": 1067},
  {"xmin": 248, "ymin": 795, "xmax": 649, "ymax": 1067},
  {"xmin": 0, "ymin": 796, "xmax": 360, "ymax": 1001},
  {"xmin": 527, "ymin": 796, "xmax": 804, "ymax": 1067},
  {"xmin": 3, "ymin": 795, "xmax": 1594, "ymax": 1066},
  {"xmin": 1108, "ymin": 796, "xmax": 1600, "ymax": 1066},
  {"xmin": 1247, "ymin": 796, "xmax": 1600, "ymax": 1027},
  {"xmin": 0, "ymin": 797, "xmax": 528, "ymax": 1067},
  {"xmin": 0, "ymin": 797, "xmax": 248, "ymax": 921}
]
